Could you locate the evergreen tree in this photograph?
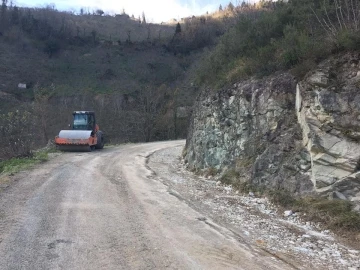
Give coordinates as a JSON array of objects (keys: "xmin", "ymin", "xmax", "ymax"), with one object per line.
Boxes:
[
  {"xmin": 1, "ymin": 0, "xmax": 8, "ymax": 31},
  {"xmin": 142, "ymin": 11, "xmax": 146, "ymax": 24},
  {"xmin": 10, "ymin": 5, "xmax": 19, "ymax": 25},
  {"xmin": 227, "ymin": 2, "xmax": 234, "ymax": 11},
  {"xmin": 175, "ymin": 22, "xmax": 181, "ymax": 34},
  {"xmin": 95, "ymin": 9, "xmax": 104, "ymax": 16}
]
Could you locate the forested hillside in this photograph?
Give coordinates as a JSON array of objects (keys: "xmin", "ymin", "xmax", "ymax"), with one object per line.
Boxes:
[
  {"xmin": 0, "ymin": 2, "xmax": 235, "ymax": 160},
  {"xmin": 1, "ymin": 0, "xmax": 359, "ymax": 161},
  {"xmin": 184, "ymin": 0, "xmax": 360, "ymax": 232},
  {"xmin": 197, "ymin": 0, "xmax": 360, "ymax": 88}
]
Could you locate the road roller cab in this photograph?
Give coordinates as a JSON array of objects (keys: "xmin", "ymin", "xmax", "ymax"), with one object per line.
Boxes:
[{"xmin": 55, "ymin": 111, "xmax": 105, "ymax": 151}]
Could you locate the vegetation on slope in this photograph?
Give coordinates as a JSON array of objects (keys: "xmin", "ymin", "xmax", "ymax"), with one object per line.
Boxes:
[
  {"xmin": 196, "ymin": 0, "xmax": 360, "ymax": 88},
  {"xmin": 0, "ymin": 1, "xmax": 240, "ymax": 160},
  {"xmin": 2, "ymin": 0, "xmax": 360, "ymax": 160}
]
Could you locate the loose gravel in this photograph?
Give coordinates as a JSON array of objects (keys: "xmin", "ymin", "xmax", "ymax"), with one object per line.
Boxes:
[{"xmin": 148, "ymin": 146, "xmax": 360, "ymax": 270}]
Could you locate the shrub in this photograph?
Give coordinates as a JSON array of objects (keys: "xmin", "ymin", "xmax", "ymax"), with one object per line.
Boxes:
[
  {"xmin": 0, "ymin": 110, "xmax": 35, "ymax": 160},
  {"xmin": 295, "ymin": 197, "xmax": 360, "ymax": 232},
  {"xmin": 196, "ymin": 0, "xmax": 360, "ymax": 88}
]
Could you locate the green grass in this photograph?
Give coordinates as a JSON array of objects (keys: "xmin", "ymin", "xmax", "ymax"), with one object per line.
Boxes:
[{"xmin": 0, "ymin": 148, "xmax": 57, "ymax": 175}]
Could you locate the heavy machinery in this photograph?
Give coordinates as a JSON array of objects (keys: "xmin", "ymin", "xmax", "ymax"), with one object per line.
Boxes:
[{"xmin": 55, "ymin": 111, "xmax": 104, "ymax": 151}]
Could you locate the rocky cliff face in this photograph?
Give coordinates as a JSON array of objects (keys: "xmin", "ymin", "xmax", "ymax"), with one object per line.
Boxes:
[
  {"xmin": 185, "ymin": 53, "xmax": 360, "ymax": 206},
  {"xmin": 296, "ymin": 53, "xmax": 360, "ymax": 204}
]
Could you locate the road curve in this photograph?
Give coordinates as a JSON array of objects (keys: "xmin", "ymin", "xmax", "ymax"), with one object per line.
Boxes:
[{"xmin": 0, "ymin": 141, "xmax": 291, "ymax": 270}]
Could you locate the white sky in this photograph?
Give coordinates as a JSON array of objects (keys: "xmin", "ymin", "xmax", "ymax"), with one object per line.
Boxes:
[{"xmin": 15, "ymin": 0, "xmax": 257, "ymax": 23}]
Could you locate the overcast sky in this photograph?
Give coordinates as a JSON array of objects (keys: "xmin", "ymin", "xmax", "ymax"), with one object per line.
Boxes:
[{"xmin": 15, "ymin": 0, "xmax": 257, "ymax": 23}]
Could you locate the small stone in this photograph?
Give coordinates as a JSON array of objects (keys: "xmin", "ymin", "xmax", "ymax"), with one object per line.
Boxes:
[
  {"xmin": 257, "ymin": 198, "xmax": 267, "ymax": 204},
  {"xmin": 332, "ymin": 250, "xmax": 341, "ymax": 257},
  {"xmin": 300, "ymin": 164, "xmax": 311, "ymax": 171},
  {"xmin": 284, "ymin": 210, "xmax": 293, "ymax": 217},
  {"xmin": 349, "ymin": 254, "xmax": 358, "ymax": 259},
  {"xmin": 249, "ymin": 192, "xmax": 255, "ymax": 197},
  {"xmin": 333, "ymin": 191, "xmax": 347, "ymax": 200},
  {"xmin": 338, "ymin": 259, "xmax": 348, "ymax": 266}
]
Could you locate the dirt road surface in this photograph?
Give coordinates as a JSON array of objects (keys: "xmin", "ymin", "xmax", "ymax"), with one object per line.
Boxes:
[{"xmin": 0, "ymin": 141, "xmax": 358, "ymax": 269}]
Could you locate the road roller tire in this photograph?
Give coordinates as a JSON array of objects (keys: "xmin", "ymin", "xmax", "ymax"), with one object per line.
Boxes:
[{"xmin": 95, "ymin": 132, "xmax": 104, "ymax": 149}]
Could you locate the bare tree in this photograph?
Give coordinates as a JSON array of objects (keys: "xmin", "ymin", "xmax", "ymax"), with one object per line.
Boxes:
[
  {"xmin": 146, "ymin": 25, "xmax": 151, "ymax": 41},
  {"xmin": 126, "ymin": 29, "xmax": 131, "ymax": 43},
  {"xmin": 311, "ymin": 0, "xmax": 360, "ymax": 41},
  {"xmin": 0, "ymin": 110, "xmax": 34, "ymax": 159},
  {"xmin": 33, "ymin": 84, "xmax": 54, "ymax": 143},
  {"xmin": 137, "ymin": 86, "xmax": 165, "ymax": 142}
]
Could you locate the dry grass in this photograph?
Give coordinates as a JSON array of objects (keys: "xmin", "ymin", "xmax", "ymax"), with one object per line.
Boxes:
[
  {"xmin": 267, "ymin": 189, "xmax": 360, "ymax": 248},
  {"xmin": 205, "ymin": 167, "xmax": 218, "ymax": 177},
  {"xmin": 220, "ymin": 169, "xmax": 255, "ymax": 193},
  {"xmin": 294, "ymin": 197, "xmax": 360, "ymax": 232},
  {"xmin": 220, "ymin": 168, "xmax": 360, "ymax": 246}
]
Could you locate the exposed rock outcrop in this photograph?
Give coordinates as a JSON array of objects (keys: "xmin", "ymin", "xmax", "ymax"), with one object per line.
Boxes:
[
  {"xmin": 185, "ymin": 53, "xmax": 360, "ymax": 205},
  {"xmin": 297, "ymin": 53, "xmax": 360, "ymax": 203},
  {"xmin": 185, "ymin": 73, "xmax": 313, "ymax": 194}
]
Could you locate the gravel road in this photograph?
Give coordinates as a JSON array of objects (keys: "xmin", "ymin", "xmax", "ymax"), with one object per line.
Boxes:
[
  {"xmin": 0, "ymin": 141, "xmax": 289, "ymax": 270},
  {"xmin": 0, "ymin": 141, "xmax": 359, "ymax": 270}
]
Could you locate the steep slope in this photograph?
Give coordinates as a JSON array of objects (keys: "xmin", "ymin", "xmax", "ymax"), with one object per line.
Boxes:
[{"xmin": 185, "ymin": 53, "xmax": 360, "ymax": 209}]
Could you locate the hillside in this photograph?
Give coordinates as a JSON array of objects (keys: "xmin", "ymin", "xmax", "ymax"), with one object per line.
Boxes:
[
  {"xmin": 0, "ymin": 2, "xmax": 243, "ymax": 160},
  {"xmin": 184, "ymin": 0, "xmax": 360, "ymax": 236},
  {"xmin": 196, "ymin": 0, "xmax": 360, "ymax": 88},
  {"xmin": 3, "ymin": 0, "xmax": 359, "ymax": 161},
  {"xmin": 2, "ymin": 1, "xmax": 360, "ymax": 260}
]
